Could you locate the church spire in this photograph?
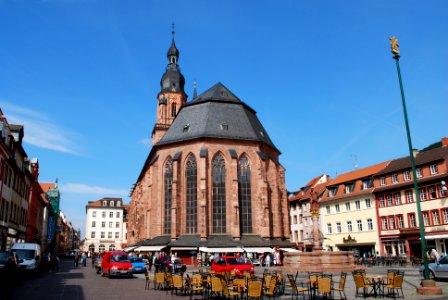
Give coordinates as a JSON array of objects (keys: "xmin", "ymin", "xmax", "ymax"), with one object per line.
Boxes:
[
  {"xmin": 193, "ymin": 80, "xmax": 197, "ymax": 99},
  {"xmin": 167, "ymin": 22, "xmax": 179, "ymax": 65}
]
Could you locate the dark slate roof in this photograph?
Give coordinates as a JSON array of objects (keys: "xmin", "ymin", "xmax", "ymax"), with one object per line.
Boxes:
[
  {"xmin": 376, "ymin": 146, "xmax": 448, "ymax": 176},
  {"xmin": 156, "ymin": 82, "xmax": 278, "ymax": 152},
  {"xmin": 138, "ymin": 235, "xmax": 171, "ymax": 246},
  {"xmin": 239, "ymin": 235, "xmax": 271, "ymax": 247},
  {"xmin": 168, "ymin": 235, "xmax": 201, "ymax": 247},
  {"xmin": 269, "ymin": 238, "xmax": 294, "ymax": 247},
  {"xmin": 198, "ymin": 235, "xmax": 240, "ymax": 247}
]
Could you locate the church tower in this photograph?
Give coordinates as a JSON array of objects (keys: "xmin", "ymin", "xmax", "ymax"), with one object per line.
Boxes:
[{"xmin": 152, "ymin": 30, "xmax": 188, "ymax": 145}]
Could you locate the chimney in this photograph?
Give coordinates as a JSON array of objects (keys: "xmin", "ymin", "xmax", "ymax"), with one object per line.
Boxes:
[
  {"xmin": 442, "ymin": 137, "xmax": 448, "ymax": 147},
  {"xmin": 412, "ymin": 149, "xmax": 419, "ymax": 157}
]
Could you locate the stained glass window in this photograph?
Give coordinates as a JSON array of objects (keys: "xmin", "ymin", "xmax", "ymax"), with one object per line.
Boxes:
[
  {"xmin": 212, "ymin": 154, "xmax": 226, "ymax": 233},
  {"xmin": 186, "ymin": 155, "xmax": 197, "ymax": 233},
  {"xmin": 238, "ymin": 156, "xmax": 252, "ymax": 234}
]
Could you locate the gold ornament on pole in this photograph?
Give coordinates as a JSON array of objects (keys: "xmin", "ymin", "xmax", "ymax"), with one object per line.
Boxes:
[{"xmin": 389, "ymin": 36, "xmax": 400, "ymax": 55}]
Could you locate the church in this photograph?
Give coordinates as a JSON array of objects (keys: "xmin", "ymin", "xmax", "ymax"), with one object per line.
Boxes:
[{"xmin": 127, "ymin": 32, "xmax": 291, "ymax": 255}]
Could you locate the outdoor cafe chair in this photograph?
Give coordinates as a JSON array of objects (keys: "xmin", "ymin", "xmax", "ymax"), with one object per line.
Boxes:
[
  {"xmin": 287, "ymin": 274, "xmax": 308, "ymax": 300},
  {"xmin": 352, "ymin": 272, "xmax": 374, "ymax": 298},
  {"xmin": 331, "ymin": 272, "xmax": 347, "ymax": 300},
  {"xmin": 383, "ymin": 273, "xmax": 404, "ymax": 299},
  {"xmin": 316, "ymin": 274, "xmax": 333, "ymax": 299},
  {"xmin": 247, "ymin": 279, "xmax": 263, "ymax": 300},
  {"xmin": 155, "ymin": 271, "xmax": 166, "ymax": 290},
  {"xmin": 210, "ymin": 275, "xmax": 224, "ymax": 298},
  {"xmin": 220, "ymin": 277, "xmax": 241, "ymax": 299},
  {"xmin": 308, "ymin": 272, "xmax": 322, "ymax": 299},
  {"xmin": 185, "ymin": 274, "xmax": 205, "ymax": 300}
]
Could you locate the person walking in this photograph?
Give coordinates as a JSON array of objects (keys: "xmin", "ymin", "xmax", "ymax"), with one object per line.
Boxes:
[
  {"xmin": 81, "ymin": 252, "xmax": 87, "ymax": 267},
  {"xmin": 91, "ymin": 253, "xmax": 95, "ymax": 269},
  {"xmin": 74, "ymin": 252, "xmax": 79, "ymax": 267}
]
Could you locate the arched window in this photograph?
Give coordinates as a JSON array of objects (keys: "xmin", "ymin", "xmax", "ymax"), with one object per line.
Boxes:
[
  {"xmin": 88, "ymin": 244, "xmax": 95, "ymax": 253},
  {"xmin": 98, "ymin": 244, "xmax": 105, "ymax": 252},
  {"xmin": 171, "ymin": 103, "xmax": 177, "ymax": 117},
  {"xmin": 164, "ymin": 158, "xmax": 173, "ymax": 235},
  {"xmin": 212, "ymin": 154, "xmax": 226, "ymax": 233},
  {"xmin": 109, "ymin": 244, "xmax": 115, "ymax": 251},
  {"xmin": 238, "ymin": 156, "xmax": 252, "ymax": 234},
  {"xmin": 185, "ymin": 155, "xmax": 197, "ymax": 234}
]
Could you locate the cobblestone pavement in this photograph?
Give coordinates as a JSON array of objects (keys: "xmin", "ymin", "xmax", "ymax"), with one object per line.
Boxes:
[{"xmin": 9, "ymin": 259, "xmax": 448, "ymax": 300}]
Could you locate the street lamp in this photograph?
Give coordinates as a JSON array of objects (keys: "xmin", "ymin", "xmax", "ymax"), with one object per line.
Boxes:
[{"xmin": 389, "ymin": 37, "xmax": 430, "ymax": 279}]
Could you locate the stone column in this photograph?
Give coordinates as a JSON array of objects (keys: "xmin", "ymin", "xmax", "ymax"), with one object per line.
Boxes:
[{"xmin": 311, "ymin": 210, "xmax": 322, "ymax": 251}]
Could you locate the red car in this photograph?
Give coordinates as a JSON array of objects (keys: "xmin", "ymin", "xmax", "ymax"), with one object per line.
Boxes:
[{"xmin": 211, "ymin": 256, "xmax": 255, "ymax": 275}]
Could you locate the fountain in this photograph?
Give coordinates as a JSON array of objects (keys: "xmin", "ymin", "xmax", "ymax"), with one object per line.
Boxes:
[{"xmin": 283, "ymin": 188, "xmax": 358, "ymax": 273}]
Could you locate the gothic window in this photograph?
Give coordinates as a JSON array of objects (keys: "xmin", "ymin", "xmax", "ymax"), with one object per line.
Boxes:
[
  {"xmin": 164, "ymin": 158, "xmax": 173, "ymax": 235},
  {"xmin": 171, "ymin": 103, "xmax": 177, "ymax": 117},
  {"xmin": 212, "ymin": 154, "xmax": 226, "ymax": 233},
  {"xmin": 185, "ymin": 155, "xmax": 197, "ymax": 234},
  {"xmin": 238, "ymin": 155, "xmax": 252, "ymax": 234}
]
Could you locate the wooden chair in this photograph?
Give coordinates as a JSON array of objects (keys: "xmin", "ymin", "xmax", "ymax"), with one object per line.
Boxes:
[
  {"xmin": 247, "ymin": 280, "xmax": 263, "ymax": 300},
  {"xmin": 383, "ymin": 273, "xmax": 404, "ymax": 299},
  {"xmin": 165, "ymin": 272, "xmax": 174, "ymax": 293},
  {"xmin": 264, "ymin": 274, "xmax": 279, "ymax": 299},
  {"xmin": 332, "ymin": 272, "xmax": 347, "ymax": 300},
  {"xmin": 308, "ymin": 272, "xmax": 321, "ymax": 299},
  {"xmin": 187, "ymin": 273, "xmax": 205, "ymax": 300},
  {"xmin": 233, "ymin": 277, "xmax": 247, "ymax": 295},
  {"xmin": 172, "ymin": 274, "xmax": 186, "ymax": 295},
  {"xmin": 352, "ymin": 273, "xmax": 374, "ymax": 298},
  {"xmin": 220, "ymin": 277, "xmax": 241, "ymax": 299},
  {"xmin": 155, "ymin": 272, "xmax": 165, "ymax": 290},
  {"xmin": 316, "ymin": 274, "xmax": 332, "ymax": 299},
  {"xmin": 287, "ymin": 274, "xmax": 308, "ymax": 300},
  {"xmin": 210, "ymin": 275, "xmax": 223, "ymax": 298}
]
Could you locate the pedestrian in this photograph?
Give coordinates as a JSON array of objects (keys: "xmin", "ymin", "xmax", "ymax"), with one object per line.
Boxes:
[
  {"xmin": 160, "ymin": 252, "xmax": 166, "ymax": 272},
  {"xmin": 0, "ymin": 255, "xmax": 19, "ymax": 300},
  {"xmin": 82, "ymin": 252, "xmax": 87, "ymax": 267},
  {"xmin": 153, "ymin": 253, "xmax": 160, "ymax": 273},
  {"xmin": 265, "ymin": 253, "xmax": 271, "ymax": 268},
  {"xmin": 91, "ymin": 253, "xmax": 95, "ymax": 269},
  {"xmin": 147, "ymin": 253, "xmax": 153, "ymax": 271},
  {"xmin": 74, "ymin": 251, "xmax": 79, "ymax": 267},
  {"xmin": 55, "ymin": 255, "xmax": 60, "ymax": 272}
]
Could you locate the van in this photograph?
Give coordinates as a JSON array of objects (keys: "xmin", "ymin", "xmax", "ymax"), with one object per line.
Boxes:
[
  {"xmin": 11, "ymin": 243, "xmax": 41, "ymax": 273},
  {"xmin": 101, "ymin": 251, "xmax": 133, "ymax": 278}
]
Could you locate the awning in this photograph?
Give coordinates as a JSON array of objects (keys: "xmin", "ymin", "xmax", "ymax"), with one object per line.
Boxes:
[
  {"xmin": 170, "ymin": 247, "xmax": 198, "ymax": 251},
  {"xmin": 199, "ymin": 247, "xmax": 244, "ymax": 253},
  {"xmin": 336, "ymin": 242, "xmax": 376, "ymax": 247},
  {"xmin": 122, "ymin": 245, "xmax": 139, "ymax": 252},
  {"xmin": 243, "ymin": 247, "xmax": 275, "ymax": 253},
  {"xmin": 134, "ymin": 245, "xmax": 166, "ymax": 252},
  {"xmin": 280, "ymin": 248, "xmax": 301, "ymax": 253},
  {"xmin": 425, "ymin": 234, "xmax": 448, "ymax": 240}
]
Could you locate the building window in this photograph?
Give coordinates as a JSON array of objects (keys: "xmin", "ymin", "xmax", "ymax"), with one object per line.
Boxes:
[
  {"xmin": 394, "ymin": 192, "xmax": 401, "ymax": 205},
  {"xmin": 430, "ymin": 164, "xmax": 438, "ymax": 175},
  {"xmin": 326, "ymin": 206, "xmax": 330, "ymax": 214},
  {"xmin": 108, "ymin": 232, "xmax": 112, "ymax": 239},
  {"xmin": 355, "ymin": 200, "xmax": 361, "ymax": 210},
  {"xmin": 397, "ymin": 215, "xmax": 404, "ymax": 228},
  {"xmin": 103, "ymin": 201, "xmax": 107, "ymax": 206},
  {"xmin": 381, "ymin": 217, "xmax": 388, "ymax": 230},
  {"xmin": 238, "ymin": 155, "xmax": 252, "ymax": 234},
  {"xmin": 345, "ymin": 183, "xmax": 355, "ymax": 194},
  {"xmin": 328, "ymin": 187, "xmax": 338, "ymax": 197},
  {"xmin": 345, "ymin": 202, "xmax": 351, "ymax": 211},
  {"xmin": 335, "ymin": 204, "xmax": 340, "ymax": 213},
  {"xmin": 336, "ymin": 222, "xmax": 342, "ymax": 233},
  {"xmin": 389, "ymin": 216, "xmax": 395, "ymax": 229},
  {"xmin": 91, "ymin": 231, "xmax": 95, "ymax": 238},
  {"xmin": 347, "ymin": 221, "xmax": 352, "ymax": 232},
  {"xmin": 171, "ymin": 103, "xmax": 177, "ymax": 117},
  {"xmin": 293, "ymin": 215, "xmax": 297, "ymax": 224},
  {"xmin": 362, "ymin": 178, "xmax": 373, "ymax": 190},
  {"xmin": 101, "ymin": 232, "xmax": 105, "ymax": 238},
  {"xmin": 92, "ymin": 211, "xmax": 97, "ymax": 218},
  {"xmin": 92, "ymin": 221, "xmax": 96, "ymax": 228},
  {"xmin": 404, "ymin": 170, "xmax": 411, "ymax": 181},
  {"xmin": 164, "ymin": 158, "xmax": 173, "ymax": 235},
  {"xmin": 367, "ymin": 218, "xmax": 373, "ymax": 230},
  {"xmin": 428, "ymin": 186, "xmax": 437, "ymax": 199},
  {"xmin": 327, "ymin": 223, "xmax": 332, "ymax": 234},
  {"xmin": 117, "ymin": 201, "xmax": 121, "ymax": 207},
  {"xmin": 387, "ymin": 194, "xmax": 393, "ymax": 206},
  {"xmin": 101, "ymin": 222, "xmax": 105, "ymax": 228},
  {"xmin": 422, "ymin": 212, "xmax": 430, "ymax": 226},
  {"xmin": 409, "ymin": 213, "xmax": 417, "ymax": 227},
  {"xmin": 115, "ymin": 222, "xmax": 119, "ymax": 228},
  {"xmin": 116, "ymin": 212, "xmax": 120, "ymax": 218},
  {"xmin": 380, "ymin": 177, "xmax": 386, "ymax": 186},
  {"xmin": 365, "ymin": 198, "xmax": 371, "ymax": 208},
  {"xmin": 109, "ymin": 212, "xmax": 113, "ymax": 218},
  {"xmin": 432, "ymin": 210, "xmax": 440, "ymax": 225},
  {"xmin": 212, "ymin": 154, "xmax": 226, "ymax": 233},
  {"xmin": 379, "ymin": 196, "xmax": 385, "ymax": 207},
  {"xmin": 439, "ymin": 184, "xmax": 447, "ymax": 198},
  {"xmin": 392, "ymin": 174, "xmax": 399, "ymax": 183},
  {"xmin": 419, "ymin": 188, "xmax": 427, "ymax": 201},
  {"xmin": 185, "ymin": 155, "xmax": 198, "ymax": 234},
  {"xmin": 416, "ymin": 168, "xmax": 423, "ymax": 178},
  {"xmin": 357, "ymin": 220, "xmax": 363, "ymax": 231},
  {"xmin": 115, "ymin": 232, "xmax": 119, "ymax": 239},
  {"xmin": 102, "ymin": 212, "xmax": 106, "ymax": 218},
  {"xmin": 442, "ymin": 209, "xmax": 448, "ymax": 224},
  {"xmin": 109, "ymin": 222, "xmax": 112, "ymax": 228},
  {"xmin": 406, "ymin": 190, "xmax": 414, "ymax": 203},
  {"xmin": 110, "ymin": 201, "xmax": 114, "ymax": 207}
]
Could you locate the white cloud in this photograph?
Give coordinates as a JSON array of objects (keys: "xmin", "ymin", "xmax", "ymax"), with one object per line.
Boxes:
[
  {"xmin": 0, "ymin": 101, "xmax": 81, "ymax": 155},
  {"xmin": 60, "ymin": 183, "xmax": 129, "ymax": 197}
]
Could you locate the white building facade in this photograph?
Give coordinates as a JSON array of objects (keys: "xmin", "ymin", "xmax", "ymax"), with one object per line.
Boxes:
[{"xmin": 84, "ymin": 198, "xmax": 127, "ymax": 253}]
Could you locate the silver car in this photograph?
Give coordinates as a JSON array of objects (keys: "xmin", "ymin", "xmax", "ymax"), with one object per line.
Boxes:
[{"xmin": 420, "ymin": 255, "xmax": 448, "ymax": 279}]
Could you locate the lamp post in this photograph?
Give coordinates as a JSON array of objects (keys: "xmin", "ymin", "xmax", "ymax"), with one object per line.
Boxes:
[{"xmin": 389, "ymin": 37, "xmax": 430, "ymax": 279}]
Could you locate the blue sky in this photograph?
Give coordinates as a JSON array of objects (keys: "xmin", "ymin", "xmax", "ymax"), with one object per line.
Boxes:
[{"xmin": 1, "ymin": 1, "xmax": 447, "ymax": 238}]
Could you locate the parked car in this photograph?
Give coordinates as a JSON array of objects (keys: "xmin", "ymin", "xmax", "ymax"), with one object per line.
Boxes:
[
  {"xmin": 101, "ymin": 251, "xmax": 133, "ymax": 278},
  {"xmin": 420, "ymin": 255, "xmax": 448, "ymax": 279},
  {"xmin": 94, "ymin": 254, "xmax": 102, "ymax": 274},
  {"xmin": 129, "ymin": 257, "xmax": 147, "ymax": 274},
  {"xmin": 211, "ymin": 256, "xmax": 255, "ymax": 275},
  {"xmin": 11, "ymin": 243, "xmax": 41, "ymax": 273},
  {"xmin": 0, "ymin": 251, "xmax": 16, "ymax": 270},
  {"xmin": 166, "ymin": 257, "xmax": 187, "ymax": 273}
]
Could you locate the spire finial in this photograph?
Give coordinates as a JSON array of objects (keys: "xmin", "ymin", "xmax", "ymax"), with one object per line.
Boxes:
[
  {"xmin": 171, "ymin": 22, "xmax": 175, "ymax": 38},
  {"xmin": 193, "ymin": 80, "xmax": 197, "ymax": 99}
]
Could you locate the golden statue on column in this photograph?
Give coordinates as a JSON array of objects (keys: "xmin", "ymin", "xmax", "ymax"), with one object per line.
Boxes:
[{"xmin": 310, "ymin": 188, "xmax": 323, "ymax": 251}]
